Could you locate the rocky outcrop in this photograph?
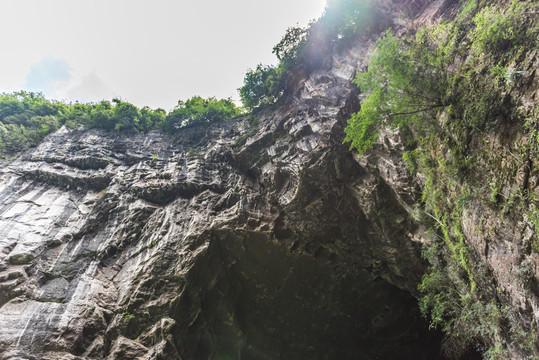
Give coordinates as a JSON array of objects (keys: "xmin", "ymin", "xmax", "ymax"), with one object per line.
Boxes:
[
  {"xmin": 10, "ymin": 0, "xmax": 539, "ymax": 358},
  {"xmin": 0, "ymin": 29, "xmax": 447, "ymax": 360}
]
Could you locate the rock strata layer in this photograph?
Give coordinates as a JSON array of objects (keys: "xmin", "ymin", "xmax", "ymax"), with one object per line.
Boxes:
[{"xmin": 0, "ymin": 1, "xmax": 464, "ymax": 359}]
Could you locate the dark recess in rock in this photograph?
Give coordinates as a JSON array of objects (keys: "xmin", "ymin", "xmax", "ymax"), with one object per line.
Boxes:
[{"xmin": 0, "ymin": 0, "xmax": 497, "ymax": 359}]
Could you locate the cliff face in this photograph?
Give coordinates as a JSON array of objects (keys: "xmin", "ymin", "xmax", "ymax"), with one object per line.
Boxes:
[
  {"xmin": 0, "ymin": 48, "xmax": 437, "ymax": 359},
  {"xmin": 0, "ymin": 20, "xmax": 444, "ymax": 360},
  {"xmin": 0, "ymin": 0, "xmax": 537, "ymax": 359}
]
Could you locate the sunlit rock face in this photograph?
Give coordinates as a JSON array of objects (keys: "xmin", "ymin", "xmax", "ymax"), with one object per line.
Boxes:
[
  {"xmin": 0, "ymin": 70, "xmax": 436, "ymax": 360},
  {"xmin": 0, "ymin": 3, "xmax": 456, "ymax": 360}
]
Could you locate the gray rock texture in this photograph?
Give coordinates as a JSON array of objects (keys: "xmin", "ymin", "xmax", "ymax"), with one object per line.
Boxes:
[
  {"xmin": 3, "ymin": 0, "xmax": 521, "ymax": 358},
  {"xmin": 0, "ymin": 40, "xmax": 439, "ymax": 360}
]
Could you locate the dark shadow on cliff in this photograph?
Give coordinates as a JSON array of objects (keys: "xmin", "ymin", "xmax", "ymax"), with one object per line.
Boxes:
[{"xmin": 168, "ymin": 229, "xmax": 448, "ymax": 360}]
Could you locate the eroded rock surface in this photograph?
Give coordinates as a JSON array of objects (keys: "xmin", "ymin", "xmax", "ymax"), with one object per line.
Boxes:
[
  {"xmin": 0, "ymin": 2, "xmax": 460, "ymax": 359},
  {"xmin": 0, "ymin": 60, "xmax": 436, "ymax": 360}
]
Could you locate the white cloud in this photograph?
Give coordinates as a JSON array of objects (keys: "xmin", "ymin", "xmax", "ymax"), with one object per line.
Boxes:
[
  {"xmin": 23, "ymin": 57, "xmax": 71, "ymax": 95},
  {"xmin": 65, "ymin": 72, "xmax": 116, "ymax": 104},
  {"xmin": 0, "ymin": 0, "xmax": 327, "ymax": 109},
  {"xmin": 20, "ymin": 58, "xmax": 116, "ymax": 105}
]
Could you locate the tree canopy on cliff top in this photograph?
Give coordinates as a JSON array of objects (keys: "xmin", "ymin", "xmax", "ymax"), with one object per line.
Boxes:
[
  {"xmin": 0, "ymin": 91, "xmax": 241, "ymax": 156},
  {"xmin": 239, "ymin": 0, "xmax": 382, "ymax": 110}
]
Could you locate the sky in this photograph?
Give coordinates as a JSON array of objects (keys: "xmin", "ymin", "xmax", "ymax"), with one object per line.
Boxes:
[{"xmin": 0, "ymin": 0, "xmax": 327, "ymax": 111}]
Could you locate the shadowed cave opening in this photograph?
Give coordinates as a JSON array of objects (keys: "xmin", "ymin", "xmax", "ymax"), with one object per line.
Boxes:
[{"xmin": 171, "ymin": 229, "xmax": 471, "ymax": 360}]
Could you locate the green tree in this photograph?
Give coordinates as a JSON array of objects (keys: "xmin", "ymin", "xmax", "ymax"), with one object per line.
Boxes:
[
  {"xmin": 343, "ymin": 30, "xmax": 449, "ymax": 154},
  {"xmin": 239, "ymin": 64, "xmax": 285, "ymax": 110},
  {"xmin": 162, "ymin": 96, "xmax": 240, "ymax": 132},
  {"xmin": 0, "ymin": 92, "xmax": 64, "ymax": 154},
  {"xmin": 111, "ymin": 99, "xmax": 141, "ymax": 132},
  {"xmin": 59, "ymin": 102, "xmax": 92, "ymax": 128},
  {"xmin": 0, "ymin": 123, "xmax": 26, "ymax": 153},
  {"xmin": 140, "ymin": 106, "xmax": 166, "ymax": 132},
  {"xmin": 239, "ymin": 0, "xmax": 384, "ymax": 111},
  {"xmin": 25, "ymin": 115, "xmax": 60, "ymax": 145},
  {"xmin": 314, "ymin": 0, "xmax": 381, "ymax": 45},
  {"xmin": 273, "ymin": 26, "xmax": 309, "ymax": 67},
  {"xmin": 0, "ymin": 93, "xmax": 26, "ymax": 120},
  {"xmin": 0, "ymin": 91, "xmax": 62, "ymax": 124},
  {"xmin": 88, "ymin": 101, "xmax": 114, "ymax": 130}
]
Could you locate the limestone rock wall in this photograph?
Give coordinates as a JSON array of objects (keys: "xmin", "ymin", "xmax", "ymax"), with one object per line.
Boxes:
[
  {"xmin": 0, "ymin": 0, "xmax": 487, "ymax": 359},
  {"xmin": 0, "ymin": 42, "xmax": 439, "ymax": 360}
]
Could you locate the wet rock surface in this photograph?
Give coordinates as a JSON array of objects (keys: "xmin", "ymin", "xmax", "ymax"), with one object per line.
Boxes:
[
  {"xmin": 0, "ymin": 3, "xmax": 457, "ymax": 359},
  {"xmin": 0, "ymin": 68, "xmax": 438, "ymax": 360}
]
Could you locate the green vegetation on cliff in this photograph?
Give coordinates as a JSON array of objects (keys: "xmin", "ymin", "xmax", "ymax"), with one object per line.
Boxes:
[
  {"xmin": 343, "ymin": 0, "xmax": 538, "ymax": 358},
  {"xmin": 0, "ymin": 0, "xmax": 375, "ymax": 156},
  {"xmin": 161, "ymin": 96, "xmax": 240, "ymax": 131},
  {"xmin": 1, "ymin": 1, "xmax": 537, "ymax": 356},
  {"xmin": 343, "ymin": 29, "xmax": 449, "ymax": 154},
  {"xmin": 0, "ymin": 92, "xmax": 240, "ymax": 156},
  {"xmin": 239, "ymin": 0, "xmax": 383, "ymax": 110},
  {"xmin": 0, "ymin": 92, "xmax": 62, "ymax": 154},
  {"xmin": 344, "ymin": 0, "xmax": 534, "ymax": 155}
]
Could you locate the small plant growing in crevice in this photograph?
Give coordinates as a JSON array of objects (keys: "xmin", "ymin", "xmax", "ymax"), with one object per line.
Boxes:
[
  {"xmin": 187, "ymin": 147, "xmax": 200, "ymax": 156},
  {"xmin": 122, "ymin": 312, "xmax": 135, "ymax": 323}
]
